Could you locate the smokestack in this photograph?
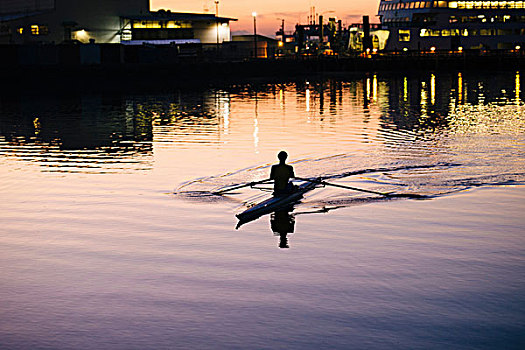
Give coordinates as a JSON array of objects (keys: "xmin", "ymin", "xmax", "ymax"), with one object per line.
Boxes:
[
  {"xmin": 319, "ymin": 15, "xmax": 323, "ymax": 43},
  {"xmin": 363, "ymin": 15, "xmax": 372, "ymax": 51}
]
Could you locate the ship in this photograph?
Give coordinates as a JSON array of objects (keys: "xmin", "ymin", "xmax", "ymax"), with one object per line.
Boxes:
[{"xmin": 377, "ymin": 0, "xmax": 525, "ymax": 50}]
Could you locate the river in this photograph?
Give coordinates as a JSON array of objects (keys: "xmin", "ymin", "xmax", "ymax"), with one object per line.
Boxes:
[{"xmin": 1, "ymin": 71, "xmax": 524, "ymax": 349}]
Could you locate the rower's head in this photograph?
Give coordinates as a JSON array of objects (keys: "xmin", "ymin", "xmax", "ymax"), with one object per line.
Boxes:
[{"xmin": 277, "ymin": 151, "xmax": 288, "ymax": 163}]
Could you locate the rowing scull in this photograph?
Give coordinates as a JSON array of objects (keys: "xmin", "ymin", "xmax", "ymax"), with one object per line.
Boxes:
[{"xmin": 236, "ymin": 180, "xmax": 318, "ymax": 228}]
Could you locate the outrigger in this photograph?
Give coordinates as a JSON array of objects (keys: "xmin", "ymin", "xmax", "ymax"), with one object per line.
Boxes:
[{"xmin": 212, "ymin": 176, "xmax": 426, "ymax": 229}]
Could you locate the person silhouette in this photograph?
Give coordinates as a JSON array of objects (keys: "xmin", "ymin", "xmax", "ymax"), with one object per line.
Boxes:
[{"xmin": 270, "ymin": 151, "xmax": 295, "ymax": 195}]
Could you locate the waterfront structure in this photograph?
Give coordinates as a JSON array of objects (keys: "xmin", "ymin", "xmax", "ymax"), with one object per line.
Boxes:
[
  {"xmin": 121, "ymin": 11, "xmax": 235, "ymax": 46},
  {"xmin": 274, "ymin": 15, "xmax": 387, "ymax": 55},
  {"xmin": 0, "ymin": 0, "xmax": 235, "ymax": 45},
  {"xmin": 293, "ymin": 17, "xmax": 348, "ymax": 55},
  {"xmin": 378, "ymin": 0, "xmax": 525, "ymax": 50},
  {"xmin": 348, "ymin": 17, "xmax": 390, "ymax": 52},
  {"xmin": 229, "ymin": 35, "xmax": 278, "ymax": 58}
]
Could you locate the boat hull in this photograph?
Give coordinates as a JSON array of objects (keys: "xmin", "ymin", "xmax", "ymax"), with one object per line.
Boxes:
[{"xmin": 236, "ymin": 181, "xmax": 317, "ymax": 227}]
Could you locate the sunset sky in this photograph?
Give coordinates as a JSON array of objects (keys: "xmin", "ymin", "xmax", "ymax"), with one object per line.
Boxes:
[{"xmin": 151, "ymin": 1, "xmax": 380, "ymax": 37}]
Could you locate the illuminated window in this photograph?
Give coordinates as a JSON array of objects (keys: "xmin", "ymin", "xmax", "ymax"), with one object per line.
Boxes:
[
  {"xmin": 166, "ymin": 21, "xmax": 181, "ymax": 28},
  {"xmin": 29, "ymin": 25, "xmax": 48, "ymax": 35},
  {"xmin": 132, "ymin": 21, "xmax": 162, "ymax": 29},
  {"xmin": 438, "ymin": 1, "xmax": 448, "ymax": 6},
  {"xmin": 421, "ymin": 28, "xmax": 442, "ymax": 36},
  {"xmin": 399, "ymin": 29, "xmax": 411, "ymax": 41},
  {"xmin": 121, "ymin": 29, "xmax": 132, "ymax": 41},
  {"xmin": 17, "ymin": 27, "xmax": 23, "ymax": 34},
  {"xmin": 449, "ymin": 1, "xmax": 458, "ymax": 7}
]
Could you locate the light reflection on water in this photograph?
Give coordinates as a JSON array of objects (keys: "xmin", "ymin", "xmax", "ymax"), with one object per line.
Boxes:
[
  {"xmin": 0, "ymin": 71, "xmax": 524, "ymax": 349},
  {"xmin": 1, "ymin": 72, "xmax": 523, "ymax": 174}
]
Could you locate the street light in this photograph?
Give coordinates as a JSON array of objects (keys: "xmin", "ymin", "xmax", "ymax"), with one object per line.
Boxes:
[{"xmin": 252, "ymin": 12, "xmax": 257, "ymax": 58}]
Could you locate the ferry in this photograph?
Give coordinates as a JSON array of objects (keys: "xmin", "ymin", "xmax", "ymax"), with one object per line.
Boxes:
[{"xmin": 377, "ymin": 0, "xmax": 525, "ymax": 50}]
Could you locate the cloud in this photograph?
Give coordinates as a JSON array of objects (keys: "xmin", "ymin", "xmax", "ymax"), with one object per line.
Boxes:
[{"xmin": 231, "ymin": 30, "xmax": 252, "ymax": 36}]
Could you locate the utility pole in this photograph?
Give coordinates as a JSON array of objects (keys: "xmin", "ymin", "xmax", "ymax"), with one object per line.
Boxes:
[
  {"xmin": 215, "ymin": 1, "xmax": 219, "ymax": 54},
  {"xmin": 252, "ymin": 12, "xmax": 257, "ymax": 58}
]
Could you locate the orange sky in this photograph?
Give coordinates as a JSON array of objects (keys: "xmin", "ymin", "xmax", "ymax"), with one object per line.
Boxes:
[{"xmin": 151, "ymin": 1, "xmax": 380, "ymax": 37}]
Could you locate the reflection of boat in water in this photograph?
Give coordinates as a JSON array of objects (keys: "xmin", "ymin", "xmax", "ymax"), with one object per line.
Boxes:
[
  {"xmin": 271, "ymin": 211, "xmax": 295, "ymax": 249},
  {"xmin": 235, "ymin": 180, "xmax": 317, "ymax": 228}
]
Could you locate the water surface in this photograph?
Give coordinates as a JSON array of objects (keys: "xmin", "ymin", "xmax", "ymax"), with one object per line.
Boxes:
[{"xmin": 1, "ymin": 71, "xmax": 524, "ymax": 349}]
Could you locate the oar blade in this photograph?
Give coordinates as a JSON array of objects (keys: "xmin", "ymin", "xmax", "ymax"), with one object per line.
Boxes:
[{"xmin": 389, "ymin": 193, "xmax": 428, "ymax": 199}]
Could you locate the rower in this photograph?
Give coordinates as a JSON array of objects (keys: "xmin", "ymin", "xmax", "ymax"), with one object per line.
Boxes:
[{"xmin": 270, "ymin": 151, "xmax": 295, "ymax": 195}]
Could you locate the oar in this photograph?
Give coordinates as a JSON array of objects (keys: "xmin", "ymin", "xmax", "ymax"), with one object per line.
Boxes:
[
  {"xmin": 295, "ymin": 177, "xmax": 426, "ymax": 199},
  {"xmin": 213, "ymin": 179, "xmax": 272, "ymax": 195}
]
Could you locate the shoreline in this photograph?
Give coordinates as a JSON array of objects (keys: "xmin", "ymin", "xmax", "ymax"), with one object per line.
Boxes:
[{"xmin": 1, "ymin": 52, "xmax": 523, "ymax": 93}]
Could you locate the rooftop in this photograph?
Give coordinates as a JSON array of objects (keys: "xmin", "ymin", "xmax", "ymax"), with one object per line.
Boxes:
[{"xmin": 124, "ymin": 11, "xmax": 237, "ymax": 22}]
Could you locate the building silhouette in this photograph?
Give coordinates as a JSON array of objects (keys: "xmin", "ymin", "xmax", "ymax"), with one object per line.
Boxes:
[{"xmin": 0, "ymin": 0, "xmax": 236, "ymax": 45}]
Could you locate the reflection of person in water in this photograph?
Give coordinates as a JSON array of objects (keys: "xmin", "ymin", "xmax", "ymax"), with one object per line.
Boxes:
[
  {"xmin": 271, "ymin": 210, "xmax": 295, "ymax": 249},
  {"xmin": 270, "ymin": 151, "xmax": 295, "ymax": 195}
]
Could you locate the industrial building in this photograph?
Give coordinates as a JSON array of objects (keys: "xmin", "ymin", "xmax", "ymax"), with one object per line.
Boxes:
[{"xmin": 0, "ymin": 0, "xmax": 236, "ymax": 45}]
